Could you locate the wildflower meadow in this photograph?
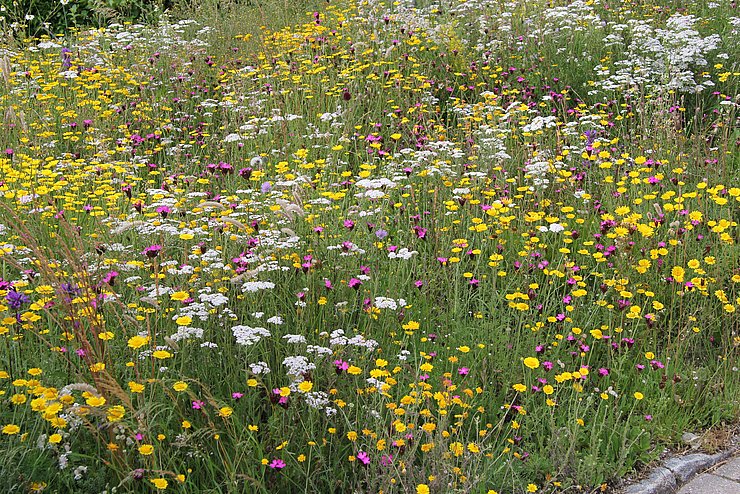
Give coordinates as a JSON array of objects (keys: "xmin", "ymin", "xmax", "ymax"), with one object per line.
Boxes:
[{"xmin": 0, "ymin": 0, "xmax": 738, "ymax": 492}]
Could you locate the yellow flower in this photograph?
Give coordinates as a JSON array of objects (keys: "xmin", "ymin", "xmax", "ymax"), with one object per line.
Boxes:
[
  {"xmin": 150, "ymin": 478, "xmax": 168, "ymax": 490},
  {"xmin": 297, "ymin": 454, "xmax": 306, "ymax": 462},
  {"xmin": 85, "ymin": 396, "xmax": 106, "ymax": 407},
  {"xmin": 298, "ymin": 381, "xmax": 313, "ymax": 393},
  {"xmin": 107, "ymin": 405, "xmax": 125, "ymax": 422},
  {"xmin": 139, "ymin": 444, "xmax": 154, "ymax": 455},
  {"xmin": 46, "ymin": 433, "xmax": 62, "ymax": 444},
  {"xmin": 347, "ymin": 365, "xmax": 362, "ymax": 375},
  {"xmin": 347, "ymin": 431, "xmax": 358, "ymax": 441},
  {"xmin": 527, "ymin": 484, "xmax": 538, "ymax": 493},
  {"xmin": 523, "ymin": 357, "xmax": 540, "ymax": 369},
  {"xmin": 2, "ymin": 424, "xmax": 20, "ymax": 435},
  {"xmin": 128, "ymin": 381, "xmax": 145, "ymax": 393},
  {"xmin": 543, "ymin": 385, "xmax": 554, "ymax": 395},
  {"xmin": 671, "ymin": 266, "xmax": 685, "ymax": 283},
  {"xmin": 417, "ymin": 484, "xmax": 430, "ymax": 494},
  {"xmin": 175, "ymin": 316, "xmax": 192, "ymax": 326},
  {"xmin": 27, "ymin": 368, "xmax": 42, "ymax": 376},
  {"xmin": 513, "ymin": 383, "xmax": 526, "ymax": 393},
  {"xmin": 634, "ymin": 392, "xmax": 644, "ymax": 400},
  {"xmin": 422, "ymin": 422, "xmax": 436, "ymax": 433},
  {"xmin": 219, "ymin": 407, "xmax": 233, "ymax": 418},
  {"xmin": 127, "ymin": 335, "xmax": 149, "ymax": 349},
  {"xmin": 449, "ymin": 441, "xmax": 464, "ymax": 457},
  {"xmin": 171, "ymin": 291, "xmax": 189, "ymax": 301},
  {"xmin": 172, "ymin": 381, "xmax": 188, "ymax": 392},
  {"xmin": 10, "ymin": 394, "xmax": 27, "ymax": 405},
  {"xmin": 152, "ymin": 350, "xmax": 172, "ymax": 359},
  {"xmin": 89, "ymin": 362, "xmax": 106, "ymax": 373}
]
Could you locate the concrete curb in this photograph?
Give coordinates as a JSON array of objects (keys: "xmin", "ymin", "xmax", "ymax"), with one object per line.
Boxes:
[{"xmin": 620, "ymin": 447, "xmax": 738, "ymax": 494}]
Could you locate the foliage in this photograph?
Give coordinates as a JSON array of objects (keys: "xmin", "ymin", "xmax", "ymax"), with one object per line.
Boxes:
[
  {"xmin": 1, "ymin": 0, "xmax": 165, "ymax": 38},
  {"xmin": 0, "ymin": 0, "xmax": 738, "ymax": 492}
]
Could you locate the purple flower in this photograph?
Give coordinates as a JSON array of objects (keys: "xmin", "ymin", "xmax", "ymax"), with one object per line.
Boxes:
[
  {"xmin": 61, "ymin": 47, "xmax": 72, "ymax": 70},
  {"xmin": 268, "ymin": 459, "xmax": 286, "ymax": 469},
  {"xmin": 583, "ymin": 130, "xmax": 597, "ymax": 145},
  {"xmin": 6, "ymin": 290, "xmax": 30, "ymax": 310}
]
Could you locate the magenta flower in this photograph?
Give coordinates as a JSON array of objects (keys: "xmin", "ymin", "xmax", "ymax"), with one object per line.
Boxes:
[
  {"xmin": 268, "ymin": 459, "xmax": 286, "ymax": 469},
  {"xmin": 102, "ymin": 271, "xmax": 119, "ymax": 285},
  {"xmin": 357, "ymin": 451, "xmax": 370, "ymax": 465},
  {"xmin": 192, "ymin": 400, "xmax": 204, "ymax": 410},
  {"xmin": 334, "ymin": 360, "xmax": 349, "ymax": 373},
  {"xmin": 142, "ymin": 244, "xmax": 162, "ymax": 258},
  {"xmin": 348, "ymin": 278, "xmax": 362, "ymax": 290},
  {"xmin": 156, "ymin": 206, "xmax": 171, "ymax": 218}
]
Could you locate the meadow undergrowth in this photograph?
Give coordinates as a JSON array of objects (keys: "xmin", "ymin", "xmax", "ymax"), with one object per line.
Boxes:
[{"xmin": 0, "ymin": 0, "xmax": 738, "ymax": 492}]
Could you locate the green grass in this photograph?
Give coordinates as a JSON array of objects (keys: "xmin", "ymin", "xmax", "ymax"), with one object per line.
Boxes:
[{"xmin": 0, "ymin": 0, "xmax": 738, "ymax": 492}]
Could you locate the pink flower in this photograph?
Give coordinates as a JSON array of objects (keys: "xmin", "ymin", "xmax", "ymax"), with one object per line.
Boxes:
[
  {"xmin": 357, "ymin": 451, "xmax": 370, "ymax": 465},
  {"xmin": 192, "ymin": 400, "xmax": 204, "ymax": 409},
  {"xmin": 142, "ymin": 244, "xmax": 162, "ymax": 258},
  {"xmin": 269, "ymin": 459, "xmax": 286, "ymax": 469}
]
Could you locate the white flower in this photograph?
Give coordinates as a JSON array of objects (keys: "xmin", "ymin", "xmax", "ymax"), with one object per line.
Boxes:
[
  {"xmin": 232, "ymin": 325, "xmax": 270, "ymax": 346},
  {"xmin": 283, "ymin": 334, "xmax": 306, "ymax": 344},
  {"xmin": 388, "ymin": 247, "xmax": 417, "ymax": 260},
  {"xmin": 282, "ymin": 355, "xmax": 315, "ymax": 376},
  {"xmin": 242, "ymin": 281, "xmax": 275, "ymax": 293},
  {"xmin": 249, "ymin": 362, "xmax": 271, "ymax": 375}
]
